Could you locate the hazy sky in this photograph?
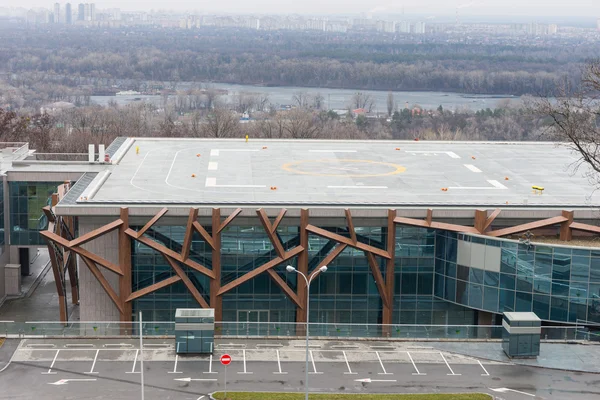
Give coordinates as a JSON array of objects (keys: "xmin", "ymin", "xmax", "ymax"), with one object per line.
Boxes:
[{"xmin": 4, "ymin": 0, "xmax": 600, "ymax": 17}]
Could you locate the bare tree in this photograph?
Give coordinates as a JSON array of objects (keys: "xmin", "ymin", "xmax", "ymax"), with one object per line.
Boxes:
[
  {"xmin": 284, "ymin": 108, "xmax": 322, "ymax": 139},
  {"xmin": 387, "ymin": 91, "xmax": 395, "ymax": 117},
  {"xmin": 0, "ymin": 108, "xmax": 27, "ymax": 141},
  {"xmin": 350, "ymin": 92, "xmax": 375, "ymax": 112},
  {"xmin": 202, "ymin": 106, "xmax": 240, "ymax": 138},
  {"xmin": 292, "ymin": 92, "xmax": 311, "ymax": 108}
]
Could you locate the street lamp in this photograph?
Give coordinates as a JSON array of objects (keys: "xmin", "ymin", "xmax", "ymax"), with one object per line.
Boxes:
[{"xmin": 286, "ymin": 264, "xmax": 327, "ymax": 400}]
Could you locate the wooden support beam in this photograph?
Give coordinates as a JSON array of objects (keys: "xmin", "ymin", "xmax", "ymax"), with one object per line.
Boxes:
[
  {"xmin": 136, "ymin": 207, "xmax": 168, "ymax": 238},
  {"xmin": 266, "ymin": 269, "xmax": 303, "ymax": 309},
  {"xmin": 570, "ymin": 222, "xmax": 600, "ymax": 234},
  {"xmin": 192, "ymin": 221, "xmax": 215, "ymax": 250},
  {"xmin": 257, "ymin": 208, "xmax": 285, "ymax": 258},
  {"xmin": 296, "ymin": 209, "xmax": 309, "ymax": 328},
  {"xmin": 271, "ymin": 209, "xmax": 287, "ymax": 233},
  {"xmin": 69, "ymin": 219, "xmax": 123, "ymax": 247},
  {"xmin": 365, "ymin": 252, "xmax": 390, "ymax": 309},
  {"xmin": 127, "ymin": 230, "xmax": 215, "ymax": 279},
  {"xmin": 211, "ymin": 208, "xmax": 223, "ymax": 321},
  {"xmin": 425, "ymin": 209, "xmax": 433, "ymax": 227},
  {"xmin": 382, "ymin": 209, "xmax": 396, "ymax": 331},
  {"xmin": 42, "ymin": 206, "xmax": 55, "ymax": 223},
  {"xmin": 119, "ymin": 208, "xmax": 132, "ymax": 323},
  {"xmin": 126, "ymin": 276, "xmax": 182, "ymax": 302},
  {"xmin": 305, "ymin": 224, "xmax": 391, "ymax": 259},
  {"xmin": 46, "ymin": 240, "xmax": 67, "ymax": 322},
  {"xmin": 345, "ymin": 209, "xmax": 357, "ymax": 243},
  {"xmin": 217, "ymin": 208, "xmax": 242, "ymax": 234},
  {"xmin": 65, "ymin": 251, "xmax": 78, "ymax": 305},
  {"xmin": 181, "ymin": 208, "xmax": 199, "ymax": 261},
  {"xmin": 560, "ymin": 210, "xmax": 574, "ymax": 241},
  {"xmin": 51, "ymin": 193, "xmax": 59, "ymax": 206},
  {"xmin": 474, "ymin": 209, "xmax": 487, "ymax": 233},
  {"xmin": 394, "ymin": 217, "xmax": 480, "ymax": 234},
  {"xmin": 311, "ymin": 243, "xmax": 347, "ymax": 274},
  {"xmin": 80, "ymin": 255, "xmax": 124, "ymax": 315},
  {"xmin": 487, "ymin": 215, "xmax": 568, "ymax": 237},
  {"xmin": 483, "ymin": 208, "xmax": 501, "ymax": 232},
  {"xmin": 218, "ymin": 245, "xmax": 304, "ymax": 296},
  {"xmin": 164, "ymin": 255, "xmax": 210, "ymax": 308}
]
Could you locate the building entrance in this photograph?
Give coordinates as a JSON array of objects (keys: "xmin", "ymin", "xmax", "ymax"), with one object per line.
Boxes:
[{"xmin": 237, "ymin": 310, "xmax": 270, "ymax": 335}]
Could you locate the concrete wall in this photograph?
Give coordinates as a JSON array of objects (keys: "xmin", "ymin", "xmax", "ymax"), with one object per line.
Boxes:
[{"xmin": 78, "ymin": 219, "xmax": 121, "ymax": 322}]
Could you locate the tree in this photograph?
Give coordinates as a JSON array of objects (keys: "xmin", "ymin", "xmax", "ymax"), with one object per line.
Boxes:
[
  {"xmin": 527, "ymin": 61, "xmax": 600, "ymax": 187},
  {"xmin": 0, "ymin": 108, "xmax": 27, "ymax": 141},
  {"xmin": 202, "ymin": 106, "xmax": 240, "ymax": 138},
  {"xmin": 29, "ymin": 112, "xmax": 53, "ymax": 152},
  {"xmin": 284, "ymin": 108, "xmax": 321, "ymax": 139},
  {"xmin": 350, "ymin": 92, "xmax": 375, "ymax": 112},
  {"xmin": 387, "ymin": 91, "xmax": 394, "ymax": 117}
]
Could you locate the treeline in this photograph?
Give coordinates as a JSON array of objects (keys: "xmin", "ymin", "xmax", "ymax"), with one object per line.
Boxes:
[{"xmin": 0, "ymin": 26, "xmax": 593, "ymax": 96}]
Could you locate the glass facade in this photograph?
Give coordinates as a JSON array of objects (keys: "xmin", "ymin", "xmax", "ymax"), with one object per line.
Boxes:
[
  {"xmin": 435, "ymin": 232, "xmax": 600, "ymax": 324},
  {"xmin": 9, "ymin": 181, "xmax": 62, "ymax": 245},
  {"xmin": 0, "ymin": 182, "xmax": 4, "ymax": 248}
]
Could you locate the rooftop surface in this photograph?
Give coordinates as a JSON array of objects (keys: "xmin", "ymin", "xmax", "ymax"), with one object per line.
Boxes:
[{"xmin": 80, "ymin": 138, "xmax": 598, "ymax": 208}]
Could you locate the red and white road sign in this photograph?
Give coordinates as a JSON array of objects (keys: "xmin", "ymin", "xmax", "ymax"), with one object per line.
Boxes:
[{"xmin": 220, "ymin": 354, "xmax": 232, "ymax": 365}]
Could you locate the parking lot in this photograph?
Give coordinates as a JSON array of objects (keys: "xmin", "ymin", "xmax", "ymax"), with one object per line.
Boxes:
[{"xmin": 2, "ymin": 338, "xmax": 599, "ymax": 400}]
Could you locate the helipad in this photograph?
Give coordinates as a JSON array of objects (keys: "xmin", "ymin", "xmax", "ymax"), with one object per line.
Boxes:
[{"xmin": 75, "ymin": 138, "xmax": 597, "ymax": 207}]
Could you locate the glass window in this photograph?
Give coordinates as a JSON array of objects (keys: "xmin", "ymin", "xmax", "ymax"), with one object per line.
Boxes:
[
  {"xmin": 571, "ymin": 255, "xmax": 590, "ymax": 282},
  {"xmin": 484, "ymin": 271, "xmax": 499, "ymax": 287},
  {"xmin": 515, "ymin": 291, "xmax": 532, "ymax": 312},
  {"xmin": 499, "ymin": 289, "xmax": 515, "ymax": 312},
  {"xmin": 500, "ymin": 273, "xmax": 516, "ymax": 290},
  {"xmin": 483, "ymin": 286, "xmax": 498, "ymax": 311},
  {"xmin": 533, "ymin": 294, "xmax": 550, "ymax": 320}
]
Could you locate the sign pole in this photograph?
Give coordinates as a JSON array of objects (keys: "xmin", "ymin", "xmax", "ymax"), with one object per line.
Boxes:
[
  {"xmin": 139, "ymin": 311, "xmax": 145, "ymax": 400},
  {"xmin": 224, "ymin": 364, "xmax": 227, "ymax": 399},
  {"xmin": 220, "ymin": 354, "xmax": 231, "ymax": 399}
]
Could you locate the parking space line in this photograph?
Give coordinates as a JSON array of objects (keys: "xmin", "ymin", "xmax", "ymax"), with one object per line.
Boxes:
[
  {"xmin": 478, "ymin": 360, "xmax": 490, "ymax": 376},
  {"xmin": 204, "ymin": 354, "xmax": 217, "ymax": 374},
  {"xmin": 85, "ymin": 349, "xmax": 99, "ymax": 374},
  {"xmin": 407, "ymin": 352, "xmax": 426, "ymax": 376},
  {"xmin": 168, "ymin": 354, "xmax": 182, "ymax": 374},
  {"xmin": 41, "ymin": 349, "xmax": 60, "ymax": 375},
  {"xmin": 65, "ymin": 344, "xmax": 94, "ymax": 348},
  {"xmin": 309, "ymin": 351, "xmax": 323, "ymax": 374},
  {"xmin": 274, "ymin": 350, "xmax": 287, "ymax": 375},
  {"xmin": 238, "ymin": 349, "xmax": 253, "ymax": 374},
  {"xmin": 126, "ymin": 349, "xmax": 140, "ymax": 374},
  {"xmin": 375, "ymin": 351, "xmax": 393, "ymax": 375},
  {"xmin": 440, "ymin": 352, "xmax": 461, "ymax": 376},
  {"xmin": 343, "ymin": 351, "xmax": 357, "ymax": 375}
]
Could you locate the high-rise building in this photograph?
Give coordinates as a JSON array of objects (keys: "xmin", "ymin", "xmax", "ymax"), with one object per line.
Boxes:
[
  {"xmin": 90, "ymin": 3, "xmax": 95, "ymax": 21},
  {"xmin": 78, "ymin": 3, "xmax": 84, "ymax": 21},
  {"xmin": 597, "ymin": 18, "xmax": 600, "ymax": 31},
  {"xmin": 84, "ymin": 3, "xmax": 90, "ymax": 20},
  {"xmin": 65, "ymin": 3, "xmax": 72, "ymax": 24},
  {"xmin": 53, "ymin": 3, "xmax": 60, "ymax": 23}
]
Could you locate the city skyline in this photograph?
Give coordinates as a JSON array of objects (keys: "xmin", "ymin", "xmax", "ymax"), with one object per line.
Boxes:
[{"xmin": 3, "ymin": 0, "xmax": 600, "ymax": 17}]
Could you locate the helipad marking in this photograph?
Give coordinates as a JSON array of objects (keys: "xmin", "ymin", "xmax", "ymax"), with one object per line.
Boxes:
[
  {"xmin": 205, "ymin": 177, "xmax": 265, "ymax": 188},
  {"xmin": 283, "ymin": 159, "xmax": 406, "ymax": 178},
  {"xmin": 208, "ymin": 162, "xmax": 218, "ymax": 170},
  {"xmin": 464, "ymin": 164, "xmax": 482, "ymax": 173},
  {"xmin": 405, "ymin": 150, "xmax": 460, "ymax": 159},
  {"xmin": 309, "ymin": 150, "xmax": 357, "ymax": 153},
  {"xmin": 328, "ymin": 186, "xmax": 388, "ymax": 189},
  {"xmin": 210, "ymin": 149, "xmax": 219, "ymax": 157},
  {"xmin": 449, "ymin": 180, "xmax": 507, "ymax": 190}
]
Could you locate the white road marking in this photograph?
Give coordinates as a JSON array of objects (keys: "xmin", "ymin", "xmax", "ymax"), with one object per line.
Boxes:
[
  {"xmin": 488, "ymin": 179, "xmax": 507, "ymax": 189},
  {"xmin": 27, "ymin": 344, "xmax": 56, "ymax": 348},
  {"xmin": 168, "ymin": 354, "xmax": 182, "ymax": 374},
  {"xmin": 490, "ymin": 388, "xmax": 535, "ymax": 397},
  {"xmin": 175, "ymin": 377, "xmax": 217, "ymax": 382},
  {"xmin": 210, "ymin": 149, "xmax": 219, "ymax": 157},
  {"xmin": 332, "ymin": 345, "xmax": 359, "ymax": 349},
  {"xmin": 208, "ymin": 161, "xmax": 218, "ymax": 170},
  {"xmin": 464, "ymin": 164, "xmax": 482, "ymax": 173},
  {"xmin": 165, "ymin": 149, "xmax": 183, "ymax": 186},
  {"xmin": 257, "ymin": 344, "xmax": 283, "ymax": 348},
  {"xmin": 309, "ymin": 150, "xmax": 357, "ymax": 153},
  {"xmin": 376, "ymin": 351, "xmax": 392, "ymax": 375},
  {"xmin": 103, "ymin": 343, "xmax": 133, "ymax": 348},
  {"xmin": 238, "ymin": 349, "xmax": 253, "ymax": 374},
  {"xmin": 478, "ymin": 360, "xmax": 490, "ymax": 376},
  {"xmin": 407, "ymin": 351, "xmax": 426, "ymax": 375},
  {"xmin": 65, "ymin": 344, "xmax": 94, "ymax": 348},
  {"xmin": 449, "ymin": 179, "xmax": 508, "ymax": 190},
  {"xmin": 48, "ymin": 378, "xmax": 97, "ymax": 385},
  {"xmin": 205, "ymin": 177, "xmax": 217, "ymax": 187},
  {"xmin": 440, "ymin": 352, "xmax": 461, "ymax": 376},
  {"xmin": 218, "ymin": 149, "xmax": 260, "ymax": 152},
  {"xmin": 42, "ymin": 349, "xmax": 60, "ymax": 375},
  {"xmin": 343, "ymin": 351, "xmax": 357, "ymax": 375},
  {"xmin": 204, "ymin": 354, "xmax": 217, "ymax": 374},
  {"xmin": 85, "ymin": 349, "xmax": 99, "ymax": 374},
  {"xmin": 126, "ymin": 349, "xmax": 140, "ymax": 374},
  {"xmin": 327, "ymin": 186, "xmax": 388, "ymax": 189},
  {"xmin": 197, "ymin": 397, "xmax": 205, "ymax": 400},
  {"xmin": 355, "ymin": 378, "xmax": 397, "ymax": 383},
  {"xmin": 405, "ymin": 150, "xmax": 460, "ymax": 158},
  {"xmin": 143, "ymin": 344, "xmax": 171, "ymax": 348},
  {"xmin": 274, "ymin": 350, "xmax": 287, "ymax": 374},
  {"xmin": 309, "ymin": 351, "xmax": 322, "ymax": 374},
  {"xmin": 205, "ymin": 177, "xmax": 265, "ymax": 188}
]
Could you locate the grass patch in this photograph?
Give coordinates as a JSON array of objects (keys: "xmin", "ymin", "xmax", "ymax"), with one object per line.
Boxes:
[{"xmin": 211, "ymin": 393, "xmax": 492, "ymax": 400}]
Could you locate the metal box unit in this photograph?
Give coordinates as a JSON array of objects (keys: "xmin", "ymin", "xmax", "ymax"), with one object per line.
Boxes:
[
  {"xmin": 502, "ymin": 312, "xmax": 541, "ymax": 358},
  {"xmin": 175, "ymin": 308, "xmax": 215, "ymax": 354}
]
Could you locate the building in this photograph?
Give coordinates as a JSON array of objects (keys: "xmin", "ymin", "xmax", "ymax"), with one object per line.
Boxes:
[
  {"xmin": 53, "ymin": 2, "xmax": 60, "ymax": 23},
  {"xmin": 78, "ymin": 3, "xmax": 84, "ymax": 21},
  {"xmin": 65, "ymin": 3, "xmax": 72, "ymax": 24},
  {"xmin": 6, "ymin": 138, "xmax": 600, "ymax": 334},
  {"xmin": 89, "ymin": 3, "xmax": 95, "ymax": 21}
]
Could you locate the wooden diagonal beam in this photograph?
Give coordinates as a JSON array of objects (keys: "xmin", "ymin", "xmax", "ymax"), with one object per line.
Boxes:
[
  {"xmin": 42, "ymin": 206, "xmax": 55, "ymax": 223},
  {"xmin": 271, "ymin": 209, "xmax": 287, "ymax": 233},
  {"xmin": 570, "ymin": 222, "xmax": 600, "ymax": 234},
  {"xmin": 164, "ymin": 255, "xmax": 210, "ymax": 308},
  {"xmin": 126, "ymin": 276, "xmax": 182, "ymax": 302},
  {"xmin": 483, "ymin": 208, "xmax": 501, "ymax": 232},
  {"xmin": 560, "ymin": 210, "xmax": 574, "ymax": 241},
  {"xmin": 80, "ymin": 255, "xmax": 124, "ymax": 315},
  {"xmin": 425, "ymin": 209, "xmax": 433, "ymax": 227},
  {"xmin": 393, "ymin": 217, "xmax": 480, "ymax": 234},
  {"xmin": 257, "ymin": 209, "xmax": 285, "ymax": 258},
  {"xmin": 127, "ymin": 230, "xmax": 215, "ymax": 279},
  {"xmin": 136, "ymin": 208, "xmax": 168, "ymax": 238},
  {"xmin": 365, "ymin": 252, "xmax": 390, "ymax": 309},
  {"xmin": 487, "ymin": 216, "xmax": 568, "ymax": 237},
  {"xmin": 217, "ymin": 208, "xmax": 242, "ymax": 234},
  {"xmin": 266, "ymin": 269, "xmax": 303, "ymax": 309},
  {"xmin": 310, "ymin": 243, "xmax": 347, "ymax": 274},
  {"xmin": 345, "ymin": 209, "xmax": 357, "ymax": 243},
  {"xmin": 218, "ymin": 245, "xmax": 304, "ymax": 296},
  {"xmin": 192, "ymin": 221, "xmax": 215, "ymax": 250},
  {"xmin": 45, "ymin": 240, "xmax": 66, "ymax": 322},
  {"xmin": 305, "ymin": 225, "xmax": 391, "ymax": 259},
  {"xmin": 181, "ymin": 208, "xmax": 199, "ymax": 261},
  {"xmin": 69, "ymin": 219, "xmax": 123, "ymax": 247}
]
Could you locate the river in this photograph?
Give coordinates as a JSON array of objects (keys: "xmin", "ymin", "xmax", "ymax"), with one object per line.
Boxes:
[{"xmin": 90, "ymin": 82, "xmax": 520, "ymax": 111}]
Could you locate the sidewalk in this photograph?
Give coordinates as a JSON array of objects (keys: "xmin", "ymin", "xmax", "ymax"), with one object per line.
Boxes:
[{"xmin": 431, "ymin": 341, "xmax": 600, "ymax": 373}]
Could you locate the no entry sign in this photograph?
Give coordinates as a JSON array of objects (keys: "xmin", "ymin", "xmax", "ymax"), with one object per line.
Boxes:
[{"xmin": 220, "ymin": 354, "xmax": 232, "ymax": 365}]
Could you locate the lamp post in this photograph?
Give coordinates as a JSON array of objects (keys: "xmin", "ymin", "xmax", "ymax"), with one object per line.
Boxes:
[{"xmin": 286, "ymin": 264, "xmax": 327, "ymax": 400}]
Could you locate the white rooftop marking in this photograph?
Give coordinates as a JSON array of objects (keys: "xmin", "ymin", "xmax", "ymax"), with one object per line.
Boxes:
[
  {"xmin": 464, "ymin": 164, "xmax": 482, "ymax": 173},
  {"xmin": 405, "ymin": 150, "xmax": 461, "ymax": 158},
  {"xmin": 449, "ymin": 180, "xmax": 508, "ymax": 190},
  {"xmin": 309, "ymin": 150, "xmax": 357, "ymax": 153},
  {"xmin": 205, "ymin": 177, "xmax": 217, "ymax": 187},
  {"xmin": 488, "ymin": 179, "xmax": 508, "ymax": 189},
  {"xmin": 210, "ymin": 149, "xmax": 219, "ymax": 156},
  {"xmin": 328, "ymin": 186, "xmax": 388, "ymax": 189},
  {"xmin": 208, "ymin": 162, "xmax": 218, "ymax": 170}
]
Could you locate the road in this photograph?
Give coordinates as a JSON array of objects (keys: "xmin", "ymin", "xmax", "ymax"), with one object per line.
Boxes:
[{"xmin": 1, "ymin": 339, "xmax": 598, "ymax": 400}]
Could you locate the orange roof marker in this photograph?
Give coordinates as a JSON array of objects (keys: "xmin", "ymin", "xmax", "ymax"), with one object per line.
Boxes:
[
  {"xmin": 441, "ymin": 188, "xmax": 448, "ymax": 191},
  {"xmin": 505, "ymin": 177, "xmax": 510, "ymax": 180},
  {"xmin": 395, "ymin": 147, "xmax": 401, "ymax": 150},
  {"xmin": 196, "ymin": 154, "xmax": 201, "ymax": 157},
  {"xmin": 262, "ymin": 146, "xmax": 268, "ymax": 149},
  {"xmin": 191, "ymin": 174, "xmax": 196, "ymax": 178},
  {"xmin": 270, "ymin": 186, "xmax": 277, "ymax": 190},
  {"xmin": 471, "ymin": 156, "xmax": 476, "ymax": 160}
]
